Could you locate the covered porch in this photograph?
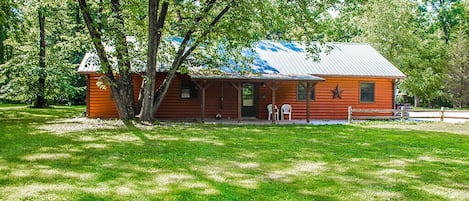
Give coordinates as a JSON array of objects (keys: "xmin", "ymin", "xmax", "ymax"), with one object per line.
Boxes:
[{"xmin": 190, "ymin": 73, "xmax": 325, "ymax": 124}]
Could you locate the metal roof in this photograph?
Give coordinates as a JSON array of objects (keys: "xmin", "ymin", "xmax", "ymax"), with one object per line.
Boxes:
[
  {"xmin": 78, "ymin": 50, "xmax": 145, "ymax": 74},
  {"xmin": 78, "ymin": 37, "xmax": 145, "ymax": 74},
  {"xmin": 78, "ymin": 50, "xmax": 101, "ymax": 73},
  {"xmin": 250, "ymin": 41, "xmax": 406, "ymax": 78},
  {"xmin": 78, "ymin": 40, "xmax": 405, "ymax": 79}
]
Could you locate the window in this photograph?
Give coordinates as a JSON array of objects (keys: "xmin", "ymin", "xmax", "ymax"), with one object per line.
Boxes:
[
  {"xmin": 360, "ymin": 82, "xmax": 375, "ymax": 103},
  {"xmin": 180, "ymin": 80, "xmax": 198, "ymax": 99},
  {"xmin": 297, "ymin": 84, "xmax": 315, "ymax": 101},
  {"xmin": 242, "ymin": 83, "xmax": 254, "ymax": 106}
]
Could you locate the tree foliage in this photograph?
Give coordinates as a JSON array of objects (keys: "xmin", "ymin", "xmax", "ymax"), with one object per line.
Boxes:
[
  {"xmin": 446, "ymin": 28, "xmax": 469, "ymax": 107},
  {"xmin": 333, "ymin": 0, "xmax": 469, "ymax": 107},
  {"xmin": 76, "ymin": 0, "xmax": 339, "ymax": 121},
  {"xmin": 0, "ymin": 0, "xmax": 20, "ymax": 65},
  {"xmin": 0, "ymin": 0, "xmax": 87, "ymax": 105},
  {"xmin": 1, "ymin": 0, "xmax": 468, "ymax": 112}
]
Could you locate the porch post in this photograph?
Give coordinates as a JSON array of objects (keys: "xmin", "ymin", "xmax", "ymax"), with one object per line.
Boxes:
[
  {"xmin": 269, "ymin": 81, "xmax": 280, "ymax": 124},
  {"xmin": 201, "ymin": 86, "xmax": 206, "ymax": 122},
  {"xmin": 300, "ymin": 81, "xmax": 317, "ymax": 123},
  {"xmin": 194, "ymin": 80, "xmax": 211, "ymax": 122},
  {"xmin": 306, "ymin": 83, "xmax": 311, "ymax": 123},
  {"xmin": 231, "ymin": 82, "xmax": 242, "ymax": 122}
]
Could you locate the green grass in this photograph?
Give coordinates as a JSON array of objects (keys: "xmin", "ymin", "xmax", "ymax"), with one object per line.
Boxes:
[
  {"xmin": 0, "ymin": 103, "xmax": 28, "ymax": 108},
  {"xmin": 0, "ymin": 105, "xmax": 468, "ymax": 200}
]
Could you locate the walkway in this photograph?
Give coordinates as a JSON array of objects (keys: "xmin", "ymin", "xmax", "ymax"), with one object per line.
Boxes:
[{"xmin": 203, "ymin": 119, "xmax": 348, "ymax": 125}]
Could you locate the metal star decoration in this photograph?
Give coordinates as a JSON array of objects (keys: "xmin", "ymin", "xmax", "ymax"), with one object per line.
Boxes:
[{"xmin": 331, "ymin": 84, "xmax": 344, "ymax": 99}]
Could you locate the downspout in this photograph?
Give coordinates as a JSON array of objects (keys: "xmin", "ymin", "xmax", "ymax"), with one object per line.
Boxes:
[
  {"xmin": 220, "ymin": 82, "xmax": 224, "ymax": 109},
  {"xmin": 392, "ymin": 79, "xmax": 399, "ymax": 109},
  {"xmin": 86, "ymin": 74, "xmax": 90, "ymax": 117}
]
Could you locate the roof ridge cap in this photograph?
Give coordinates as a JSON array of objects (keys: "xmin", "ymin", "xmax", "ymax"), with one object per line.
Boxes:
[
  {"xmin": 257, "ymin": 40, "xmax": 370, "ymax": 46},
  {"xmin": 326, "ymin": 42, "xmax": 370, "ymax": 45}
]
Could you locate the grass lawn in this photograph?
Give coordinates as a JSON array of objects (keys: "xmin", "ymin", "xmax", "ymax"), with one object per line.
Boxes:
[
  {"xmin": 0, "ymin": 105, "xmax": 468, "ymax": 200},
  {"xmin": 0, "ymin": 103, "xmax": 28, "ymax": 108}
]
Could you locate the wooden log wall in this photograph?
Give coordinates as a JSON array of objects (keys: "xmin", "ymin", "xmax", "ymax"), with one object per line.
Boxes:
[
  {"xmin": 86, "ymin": 73, "xmax": 394, "ymax": 120},
  {"xmin": 257, "ymin": 77, "xmax": 394, "ymax": 120},
  {"xmin": 87, "ymin": 74, "xmax": 142, "ymax": 118},
  {"xmin": 87, "ymin": 73, "xmax": 240, "ymax": 119}
]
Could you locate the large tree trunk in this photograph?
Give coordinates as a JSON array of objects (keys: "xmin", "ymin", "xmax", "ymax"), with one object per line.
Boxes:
[
  {"xmin": 35, "ymin": 7, "xmax": 47, "ymax": 108},
  {"xmin": 78, "ymin": 0, "xmax": 136, "ymax": 120},
  {"xmin": 139, "ymin": 0, "xmax": 168, "ymax": 122},
  {"xmin": 111, "ymin": 80, "xmax": 136, "ymax": 119},
  {"xmin": 110, "ymin": 0, "xmax": 136, "ymax": 119},
  {"xmin": 139, "ymin": 0, "xmax": 157, "ymax": 122}
]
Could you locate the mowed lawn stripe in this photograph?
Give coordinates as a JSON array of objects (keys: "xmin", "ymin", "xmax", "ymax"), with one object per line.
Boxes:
[{"xmin": 0, "ymin": 105, "xmax": 468, "ymax": 200}]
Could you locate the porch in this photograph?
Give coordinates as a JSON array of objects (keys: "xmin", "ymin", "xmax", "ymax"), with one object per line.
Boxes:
[{"xmin": 190, "ymin": 73, "xmax": 325, "ymax": 124}]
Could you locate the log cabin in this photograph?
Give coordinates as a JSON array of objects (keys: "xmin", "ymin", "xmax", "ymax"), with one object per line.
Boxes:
[{"xmin": 78, "ymin": 41, "xmax": 406, "ymax": 121}]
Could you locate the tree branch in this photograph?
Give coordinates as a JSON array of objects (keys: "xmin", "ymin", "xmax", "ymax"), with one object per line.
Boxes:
[
  {"xmin": 196, "ymin": 0, "xmax": 217, "ymax": 22},
  {"xmin": 152, "ymin": 0, "xmax": 234, "ymax": 112},
  {"xmin": 157, "ymin": 2, "xmax": 169, "ymax": 39},
  {"xmin": 110, "ymin": 0, "xmax": 132, "ymax": 76},
  {"xmin": 181, "ymin": 0, "xmax": 234, "ymax": 60},
  {"xmin": 77, "ymin": 0, "xmax": 115, "ymax": 82},
  {"xmin": 139, "ymin": 0, "xmax": 169, "ymax": 120}
]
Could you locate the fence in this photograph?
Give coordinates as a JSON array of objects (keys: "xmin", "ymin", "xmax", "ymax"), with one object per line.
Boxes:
[{"xmin": 347, "ymin": 106, "xmax": 469, "ymax": 123}]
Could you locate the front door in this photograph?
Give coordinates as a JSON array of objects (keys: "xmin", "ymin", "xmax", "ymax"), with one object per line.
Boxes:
[{"xmin": 242, "ymin": 83, "xmax": 258, "ymax": 118}]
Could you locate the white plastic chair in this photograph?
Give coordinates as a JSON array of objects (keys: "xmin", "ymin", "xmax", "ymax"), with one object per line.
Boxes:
[
  {"xmin": 267, "ymin": 104, "xmax": 278, "ymax": 120},
  {"xmin": 281, "ymin": 104, "xmax": 292, "ymax": 120}
]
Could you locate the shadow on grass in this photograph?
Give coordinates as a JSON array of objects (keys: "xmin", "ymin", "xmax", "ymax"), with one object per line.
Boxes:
[
  {"xmin": 124, "ymin": 121, "xmax": 151, "ymax": 144},
  {"xmin": 1, "ymin": 107, "xmax": 469, "ymax": 200}
]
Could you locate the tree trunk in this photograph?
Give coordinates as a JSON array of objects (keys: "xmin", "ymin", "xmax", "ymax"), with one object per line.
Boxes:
[
  {"xmin": 0, "ymin": 27, "xmax": 5, "ymax": 64},
  {"xmin": 78, "ymin": 0, "xmax": 136, "ymax": 120},
  {"xmin": 110, "ymin": 80, "xmax": 136, "ymax": 119},
  {"xmin": 458, "ymin": 76, "xmax": 464, "ymax": 108},
  {"xmin": 36, "ymin": 7, "xmax": 47, "ymax": 108},
  {"xmin": 110, "ymin": 0, "xmax": 136, "ymax": 119},
  {"xmin": 139, "ymin": 0, "xmax": 168, "ymax": 122},
  {"xmin": 152, "ymin": 64, "xmax": 179, "ymax": 115},
  {"xmin": 136, "ymin": 81, "xmax": 145, "ymax": 114},
  {"xmin": 414, "ymin": 95, "xmax": 419, "ymax": 107}
]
